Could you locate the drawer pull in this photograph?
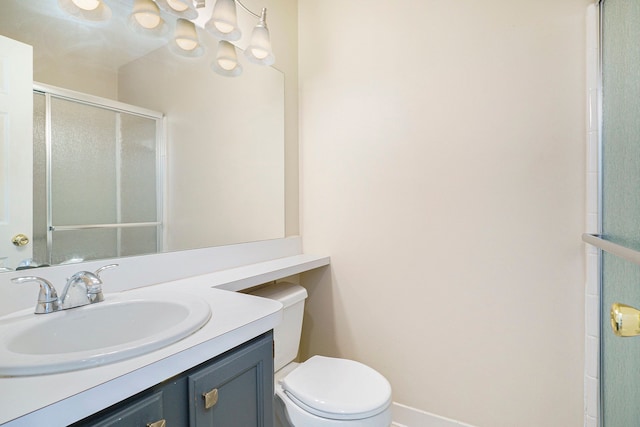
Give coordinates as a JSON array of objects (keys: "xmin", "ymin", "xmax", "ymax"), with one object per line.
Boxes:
[
  {"xmin": 147, "ymin": 420, "xmax": 166, "ymax": 427},
  {"xmin": 203, "ymin": 388, "xmax": 219, "ymax": 409}
]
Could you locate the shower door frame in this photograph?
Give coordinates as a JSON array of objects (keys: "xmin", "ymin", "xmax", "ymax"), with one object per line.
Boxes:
[
  {"xmin": 583, "ymin": 0, "xmax": 640, "ymax": 425},
  {"xmin": 34, "ymin": 82, "xmax": 166, "ymax": 265}
]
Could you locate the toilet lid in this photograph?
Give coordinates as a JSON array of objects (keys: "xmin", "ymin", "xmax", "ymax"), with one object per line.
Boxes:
[{"xmin": 281, "ymin": 356, "xmax": 392, "ymax": 420}]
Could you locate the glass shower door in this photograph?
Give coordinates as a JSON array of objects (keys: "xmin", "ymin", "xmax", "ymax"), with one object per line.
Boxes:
[
  {"xmin": 33, "ymin": 87, "xmax": 163, "ymax": 266},
  {"xmin": 600, "ymin": 0, "xmax": 640, "ymax": 425}
]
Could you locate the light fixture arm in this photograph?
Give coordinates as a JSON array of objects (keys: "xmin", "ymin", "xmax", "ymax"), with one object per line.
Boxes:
[{"xmin": 234, "ymin": 0, "xmax": 261, "ymax": 19}]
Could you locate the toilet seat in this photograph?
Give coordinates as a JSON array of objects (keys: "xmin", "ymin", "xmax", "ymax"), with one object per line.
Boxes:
[{"xmin": 281, "ymin": 356, "xmax": 392, "ymax": 421}]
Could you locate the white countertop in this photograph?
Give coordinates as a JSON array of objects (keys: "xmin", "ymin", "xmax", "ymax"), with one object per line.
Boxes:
[
  {"xmin": 0, "ymin": 239, "xmax": 331, "ymax": 426},
  {"xmin": 0, "ymin": 279, "xmax": 283, "ymax": 426}
]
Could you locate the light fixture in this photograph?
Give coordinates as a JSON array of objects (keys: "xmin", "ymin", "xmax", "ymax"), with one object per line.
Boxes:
[
  {"xmin": 169, "ymin": 18, "xmax": 205, "ymax": 57},
  {"xmin": 72, "ymin": 0, "xmax": 100, "ymax": 10},
  {"xmin": 211, "ymin": 40, "xmax": 243, "ymax": 77},
  {"xmin": 205, "ymin": 0, "xmax": 241, "ymax": 41},
  {"xmin": 58, "ymin": 0, "xmax": 111, "ymax": 21},
  {"xmin": 60, "ymin": 0, "xmax": 276, "ymax": 77},
  {"xmin": 155, "ymin": 0, "xmax": 199, "ymax": 20},
  {"xmin": 244, "ymin": 8, "xmax": 275, "ymax": 65},
  {"xmin": 128, "ymin": 0, "xmax": 167, "ymax": 35}
]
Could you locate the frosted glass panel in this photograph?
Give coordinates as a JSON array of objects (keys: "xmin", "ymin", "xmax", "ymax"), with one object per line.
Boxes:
[
  {"xmin": 32, "ymin": 89, "xmax": 162, "ymax": 266},
  {"xmin": 0, "ymin": 56, "xmax": 6, "ymax": 221},
  {"xmin": 602, "ymin": 0, "xmax": 640, "ymax": 247},
  {"xmin": 32, "ymin": 92, "xmax": 46, "ymax": 264},
  {"xmin": 51, "ymin": 227, "xmax": 157, "ymax": 263},
  {"xmin": 601, "ymin": 1, "xmax": 640, "ymax": 426},
  {"xmin": 0, "ymin": 112, "xmax": 5, "ymax": 222},
  {"xmin": 51, "ymin": 97, "xmax": 117, "ymax": 226},
  {"xmin": 51, "ymin": 229, "xmax": 117, "ymax": 265},
  {"xmin": 120, "ymin": 113, "xmax": 157, "ymax": 223},
  {"xmin": 601, "ymin": 254, "xmax": 640, "ymax": 426}
]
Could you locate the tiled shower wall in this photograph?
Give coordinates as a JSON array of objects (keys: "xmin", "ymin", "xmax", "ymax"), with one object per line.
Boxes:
[{"xmin": 584, "ymin": 3, "xmax": 600, "ymax": 427}]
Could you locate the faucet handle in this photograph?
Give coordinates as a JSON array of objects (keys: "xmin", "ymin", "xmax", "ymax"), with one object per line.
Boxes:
[
  {"xmin": 95, "ymin": 263, "xmax": 118, "ymax": 279},
  {"xmin": 78, "ymin": 264, "xmax": 118, "ymax": 305},
  {"xmin": 88, "ymin": 264, "xmax": 118, "ymax": 296},
  {"xmin": 11, "ymin": 276, "xmax": 60, "ymax": 314}
]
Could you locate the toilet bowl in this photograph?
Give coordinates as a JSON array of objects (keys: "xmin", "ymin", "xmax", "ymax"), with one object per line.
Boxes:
[{"xmin": 249, "ymin": 282, "xmax": 392, "ymax": 427}]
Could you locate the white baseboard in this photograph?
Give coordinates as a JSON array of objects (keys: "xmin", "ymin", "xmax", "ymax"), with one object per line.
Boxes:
[{"xmin": 392, "ymin": 402, "xmax": 476, "ymax": 427}]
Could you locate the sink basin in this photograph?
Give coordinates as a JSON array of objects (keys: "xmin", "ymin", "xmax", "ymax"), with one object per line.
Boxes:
[{"xmin": 0, "ymin": 290, "xmax": 211, "ymax": 376}]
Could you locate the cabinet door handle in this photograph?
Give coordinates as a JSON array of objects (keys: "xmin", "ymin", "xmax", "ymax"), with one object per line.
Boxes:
[
  {"xmin": 147, "ymin": 420, "xmax": 166, "ymax": 427},
  {"xmin": 203, "ymin": 388, "xmax": 219, "ymax": 409}
]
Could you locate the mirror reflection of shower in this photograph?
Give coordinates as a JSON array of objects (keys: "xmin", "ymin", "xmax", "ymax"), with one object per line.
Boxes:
[
  {"xmin": 30, "ymin": 84, "xmax": 163, "ymax": 268},
  {"xmin": 0, "ymin": 0, "xmax": 286, "ymax": 271}
]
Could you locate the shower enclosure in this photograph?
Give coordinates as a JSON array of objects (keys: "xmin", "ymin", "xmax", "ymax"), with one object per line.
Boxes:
[
  {"xmin": 32, "ymin": 85, "xmax": 163, "ymax": 266},
  {"xmin": 586, "ymin": 1, "xmax": 640, "ymax": 425}
]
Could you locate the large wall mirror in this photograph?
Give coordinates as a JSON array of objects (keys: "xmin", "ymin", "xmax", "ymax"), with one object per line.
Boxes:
[{"xmin": 0, "ymin": 0, "xmax": 285, "ymax": 271}]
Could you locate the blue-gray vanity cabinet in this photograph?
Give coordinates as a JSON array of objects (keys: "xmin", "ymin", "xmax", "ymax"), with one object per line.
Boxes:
[
  {"xmin": 82, "ymin": 392, "xmax": 166, "ymax": 427},
  {"xmin": 189, "ymin": 329, "xmax": 274, "ymax": 427},
  {"xmin": 71, "ymin": 332, "xmax": 274, "ymax": 427}
]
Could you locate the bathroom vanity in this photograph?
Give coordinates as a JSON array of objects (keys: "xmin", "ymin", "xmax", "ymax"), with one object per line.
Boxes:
[
  {"xmin": 0, "ymin": 239, "xmax": 330, "ymax": 426},
  {"xmin": 0, "ymin": 283, "xmax": 282, "ymax": 427},
  {"xmin": 71, "ymin": 332, "xmax": 274, "ymax": 427}
]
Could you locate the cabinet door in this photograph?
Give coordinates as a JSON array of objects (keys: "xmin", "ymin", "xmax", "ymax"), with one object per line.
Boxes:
[
  {"xmin": 189, "ymin": 334, "xmax": 274, "ymax": 427},
  {"xmin": 84, "ymin": 391, "xmax": 165, "ymax": 427}
]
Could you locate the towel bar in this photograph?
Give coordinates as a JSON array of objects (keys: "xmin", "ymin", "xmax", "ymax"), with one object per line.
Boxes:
[{"xmin": 582, "ymin": 233, "xmax": 640, "ymax": 266}]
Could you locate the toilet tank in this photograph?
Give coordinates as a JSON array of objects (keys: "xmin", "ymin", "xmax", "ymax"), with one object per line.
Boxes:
[{"xmin": 248, "ymin": 282, "xmax": 307, "ymax": 372}]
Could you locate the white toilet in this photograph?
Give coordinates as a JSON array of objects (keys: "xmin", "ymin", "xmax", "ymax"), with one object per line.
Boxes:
[{"xmin": 249, "ymin": 282, "xmax": 392, "ymax": 427}]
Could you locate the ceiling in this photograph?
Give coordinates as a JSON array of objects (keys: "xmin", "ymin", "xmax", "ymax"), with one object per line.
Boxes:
[{"xmin": 0, "ymin": 0, "xmax": 210, "ymax": 74}]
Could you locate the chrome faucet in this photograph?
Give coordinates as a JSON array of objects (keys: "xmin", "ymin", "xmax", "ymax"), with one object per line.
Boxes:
[
  {"xmin": 12, "ymin": 264, "xmax": 118, "ymax": 314},
  {"xmin": 11, "ymin": 276, "xmax": 60, "ymax": 314}
]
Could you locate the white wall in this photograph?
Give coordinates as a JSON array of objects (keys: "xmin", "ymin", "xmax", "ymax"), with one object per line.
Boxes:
[{"xmin": 299, "ymin": 1, "xmax": 589, "ymax": 426}]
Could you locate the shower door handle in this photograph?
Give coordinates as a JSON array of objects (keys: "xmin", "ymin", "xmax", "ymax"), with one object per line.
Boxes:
[{"xmin": 610, "ymin": 303, "xmax": 640, "ymax": 337}]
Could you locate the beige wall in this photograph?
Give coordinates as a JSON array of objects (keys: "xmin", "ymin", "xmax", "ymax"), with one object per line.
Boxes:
[
  {"xmin": 299, "ymin": 1, "xmax": 588, "ymax": 426},
  {"xmin": 233, "ymin": 0, "xmax": 300, "ymax": 236},
  {"xmin": 267, "ymin": 0, "xmax": 299, "ymax": 236},
  {"xmin": 219, "ymin": 0, "xmax": 302, "ymax": 238},
  {"xmin": 118, "ymin": 48, "xmax": 285, "ymax": 250},
  {"xmin": 117, "ymin": 0, "xmax": 298, "ymax": 250},
  {"xmin": 34, "ymin": 61, "xmax": 117, "ymax": 99}
]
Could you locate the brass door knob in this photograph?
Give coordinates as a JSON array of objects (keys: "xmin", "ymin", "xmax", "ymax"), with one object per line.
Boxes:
[
  {"xmin": 611, "ymin": 303, "xmax": 640, "ymax": 337},
  {"xmin": 11, "ymin": 234, "xmax": 29, "ymax": 247}
]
